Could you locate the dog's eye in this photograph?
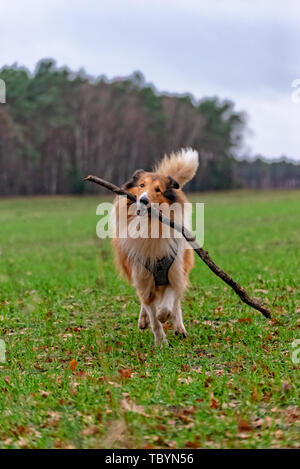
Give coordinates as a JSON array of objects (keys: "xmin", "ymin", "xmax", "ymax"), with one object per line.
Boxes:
[
  {"xmin": 155, "ymin": 187, "xmax": 160, "ymax": 192},
  {"xmin": 140, "ymin": 183, "xmax": 145, "ymax": 187}
]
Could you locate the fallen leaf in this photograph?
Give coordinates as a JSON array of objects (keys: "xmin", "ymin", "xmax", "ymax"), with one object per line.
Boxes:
[
  {"xmin": 237, "ymin": 417, "xmax": 252, "ymax": 432},
  {"xmin": 69, "ymin": 359, "xmax": 78, "ymax": 371},
  {"xmin": 205, "ymin": 377, "xmax": 212, "ymax": 387},
  {"xmin": 163, "ymin": 322, "xmax": 173, "ymax": 331},
  {"xmin": 82, "ymin": 426, "xmax": 99, "ymax": 436},
  {"xmin": 185, "ymin": 439, "xmax": 201, "ymax": 448},
  {"xmin": 108, "ymin": 381, "xmax": 122, "ymax": 388},
  {"xmin": 284, "ymin": 407, "xmax": 299, "ymax": 422},
  {"xmin": 281, "ymin": 381, "xmax": 291, "ymax": 392},
  {"xmin": 265, "ymin": 416, "xmax": 273, "ymax": 428},
  {"xmin": 4, "ymin": 376, "xmax": 11, "ymax": 385},
  {"xmin": 121, "ymin": 397, "xmax": 147, "ymax": 416},
  {"xmin": 210, "ymin": 394, "xmax": 220, "ymax": 409},
  {"xmin": 275, "ymin": 430, "xmax": 283, "ymax": 440},
  {"xmin": 118, "ymin": 368, "xmax": 133, "ymax": 379},
  {"xmin": 75, "ymin": 370, "xmax": 88, "ymax": 378},
  {"xmin": 251, "ymin": 391, "xmax": 260, "ymax": 401},
  {"xmin": 255, "ymin": 418, "xmax": 264, "ymax": 428},
  {"xmin": 178, "ymin": 375, "xmax": 193, "ymax": 384}
]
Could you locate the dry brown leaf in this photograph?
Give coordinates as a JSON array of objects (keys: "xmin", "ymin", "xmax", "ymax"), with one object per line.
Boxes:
[
  {"xmin": 237, "ymin": 417, "xmax": 252, "ymax": 432},
  {"xmin": 121, "ymin": 397, "xmax": 147, "ymax": 416},
  {"xmin": 82, "ymin": 426, "xmax": 99, "ymax": 436},
  {"xmin": 118, "ymin": 368, "xmax": 133, "ymax": 379},
  {"xmin": 69, "ymin": 359, "xmax": 78, "ymax": 371},
  {"xmin": 251, "ymin": 391, "xmax": 260, "ymax": 401},
  {"xmin": 75, "ymin": 370, "xmax": 88, "ymax": 378},
  {"xmin": 255, "ymin": 418, "xmax": 265, "ymax": 428},
  {"xmin": 4, "ymin": 376, "xmax": 11, "ymax": 385},
  {"xmin": 175, "ymin": 413, "xmax": 193, "ymax": 424},
  {"xmin": 284, "ymin": 407, "xmax": 299, "ymax": 422},
  {"xmin": 210, "ymin": 394, "xmax": 220, "ymax": 409},
  {"xmin": 143, "ymin": 443, "xmax": 155, "ymax": 449},
  {"xmin": 163, "ymin": 322, "xmax": 173, "ymax": 331},
  {"xmin": 265, "ymin": 416, "xmax": 273, "ymax": 428},
  {"xmin": 281, "ymin": 381, "xmax": 291, "ymax": 392},
  {"xmin": 108, "ymin": 381, "xmax": 122, "ymax": 388},
  {"xmin": 178, "ymin": 375, "xmax": 193, "ymax": 384},
  {"xmin": 182, "ymin": 406, "xmax": 197, "ymax": 415},
  {"xmin": 185, "ymin": 439, "xmax": 201, "ymax": 448}
]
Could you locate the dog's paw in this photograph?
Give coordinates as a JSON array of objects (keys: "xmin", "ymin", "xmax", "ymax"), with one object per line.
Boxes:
[
  {"xmin": 174, "ymin": 325, "xmax": 187, "ymax": 338},
  {"xmin": 138, "ymin": 315, "xmax": 150, "ymax": 330},
  {"xmin": 155, "ymin": 336, "xmax": 169, "ymax": 347}
]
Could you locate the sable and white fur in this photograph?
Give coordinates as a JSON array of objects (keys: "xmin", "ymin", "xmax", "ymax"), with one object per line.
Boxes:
[{"xmin": 112, "ymin": 148, "xmax": 199, "ymax": 345}]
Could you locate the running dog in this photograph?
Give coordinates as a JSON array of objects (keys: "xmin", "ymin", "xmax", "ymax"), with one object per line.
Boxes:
[{"xmin": 112, "ymin": 148, "xmax": 199, "ymax": 345}]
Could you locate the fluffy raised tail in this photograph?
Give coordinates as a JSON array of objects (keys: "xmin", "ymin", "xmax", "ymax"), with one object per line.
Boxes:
[{"xmin": 154, "ymin": 148, "xmax": 199, "ymax": 187}]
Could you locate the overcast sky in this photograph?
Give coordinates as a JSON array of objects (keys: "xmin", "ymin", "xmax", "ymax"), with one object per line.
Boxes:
[{"xmin": 1, "ymin": 0, "xmax": 300, "ymax": 159}]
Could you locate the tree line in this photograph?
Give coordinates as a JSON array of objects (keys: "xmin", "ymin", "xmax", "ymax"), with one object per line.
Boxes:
[{"xmin": 0, "ymin": 59, "xmax": 299, "ymax": 196}]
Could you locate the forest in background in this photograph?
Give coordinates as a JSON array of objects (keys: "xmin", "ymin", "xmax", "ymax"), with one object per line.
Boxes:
[{"xmin": 0, "ymin": 59, "xmax": 299, "ymax": 196}]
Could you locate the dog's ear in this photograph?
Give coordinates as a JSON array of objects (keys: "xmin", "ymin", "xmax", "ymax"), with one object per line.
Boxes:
[
  {"xmin": 167, "ymin": 176, "xmax": 180, "ymax": 189},
  {"xmin": 132, "ymin": 169, "xmax": 145, "ymax": 180},
  {"xmin": 163, "ymin": 176, "xmax": 180, "ymax": 202},
  {"xmin": 122, "ymin": 169, "xmax": 145, "ymax": 189}
]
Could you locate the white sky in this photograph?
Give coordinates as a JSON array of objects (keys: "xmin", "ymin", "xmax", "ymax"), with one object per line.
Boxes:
[{"xmin": 1, "ymin": 0, "xmax": 300, "ymax": 159}]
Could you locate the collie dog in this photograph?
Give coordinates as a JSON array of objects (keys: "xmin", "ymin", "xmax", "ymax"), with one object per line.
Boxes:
[{"xmin": 112, "ymin": 148, "xmax": 199, "ymax": 345}]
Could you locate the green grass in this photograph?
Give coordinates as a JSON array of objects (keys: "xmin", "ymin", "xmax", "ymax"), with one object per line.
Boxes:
[{"xmin": 0, "ymin": 191, "xmax": 299, "ymax": 449}]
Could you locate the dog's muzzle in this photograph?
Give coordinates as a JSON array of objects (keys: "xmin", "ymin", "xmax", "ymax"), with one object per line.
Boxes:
[{"xmin": 137, "ymin": 192, "xmax": 149, "ymax": 215}]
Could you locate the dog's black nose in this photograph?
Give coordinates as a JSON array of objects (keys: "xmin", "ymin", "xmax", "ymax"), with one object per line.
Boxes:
[{"xmin": 139, "ymin": 196, "xmax": 149, "ymax": 205}]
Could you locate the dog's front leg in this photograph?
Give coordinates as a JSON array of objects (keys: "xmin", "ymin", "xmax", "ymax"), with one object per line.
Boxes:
[
  {"xmin": 138, "ymin": 304, "xmax": 150, "ymax": 330},
  {"xmin": 144, "ymin": 303, "xmax": 168, "ymax": 346},
  {"xmin": 173, "ymin": 299, "xmax": 187, "ymax": 337},
  {"xmin": 157, "ymin": 287, "xmax": 176, "ymax": 323}
]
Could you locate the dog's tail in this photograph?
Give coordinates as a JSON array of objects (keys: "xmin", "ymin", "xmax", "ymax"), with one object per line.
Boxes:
[{"xmin": 154, "ymin": 148, "xmax": 199, "ymax": 187}]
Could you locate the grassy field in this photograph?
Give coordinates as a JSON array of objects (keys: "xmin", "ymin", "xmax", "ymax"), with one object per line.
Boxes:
[{"xmin": 0, "ymin": 190, "xmax": 299, "ymax": 449}]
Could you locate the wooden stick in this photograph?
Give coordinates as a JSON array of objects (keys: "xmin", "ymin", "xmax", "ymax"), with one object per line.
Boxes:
[{"xmin": 85, "ymin": 175, "xmax": 271, "ymax": 318}]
